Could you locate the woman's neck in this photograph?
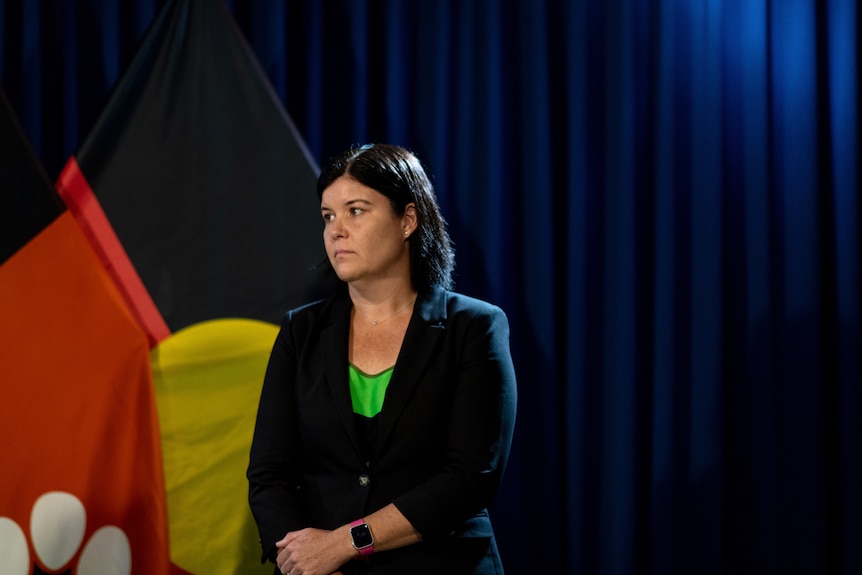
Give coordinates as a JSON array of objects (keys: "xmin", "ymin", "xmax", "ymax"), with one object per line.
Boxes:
[{"xmin": 348, "ymin": 282, "xmax": 417, "ymax": 324}]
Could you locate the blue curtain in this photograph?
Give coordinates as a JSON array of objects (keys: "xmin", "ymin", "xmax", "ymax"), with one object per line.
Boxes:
[{"xmin": 2, "ymin": 1, "xmax": 859, "ymax": 573}]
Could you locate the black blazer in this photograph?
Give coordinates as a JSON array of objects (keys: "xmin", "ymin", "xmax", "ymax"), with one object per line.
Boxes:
[{"xmin": 248, "ymin": 287, "xmax": 517, "ymax": 574}]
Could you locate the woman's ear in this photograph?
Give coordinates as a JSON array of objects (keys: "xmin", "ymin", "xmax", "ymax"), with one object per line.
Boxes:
[{"xmin": 403, "ymin": 203, "xmax": 418, "ymax": 237}]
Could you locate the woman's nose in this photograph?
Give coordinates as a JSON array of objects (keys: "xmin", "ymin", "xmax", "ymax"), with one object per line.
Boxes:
[{"xmin": 329, "ymin": 218, "xmax": 345, "ymax": 238}]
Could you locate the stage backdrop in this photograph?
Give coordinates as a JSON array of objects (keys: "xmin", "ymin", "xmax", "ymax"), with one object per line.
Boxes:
[{"xmin": 1, "ymin": 1, "xmax": 859, "ymax": 574}]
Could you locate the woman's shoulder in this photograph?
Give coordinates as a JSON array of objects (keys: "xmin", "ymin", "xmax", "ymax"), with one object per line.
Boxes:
[
  {"xmin": 281, "ymin": 295, "xmax": 349, "ymax": 330},
  {"xmin": 429, "ymin": 288, "xmax": 508, "ymax": 321},
  {"xmin": 287, "ymin": 297, "xmax": 332, "ymax": 317},
  {"xmin": 430, "ymin": 290, "xmax": 512, "ymax": 347}
]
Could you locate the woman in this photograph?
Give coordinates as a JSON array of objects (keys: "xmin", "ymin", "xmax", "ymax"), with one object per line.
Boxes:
[{"xmin": 247, "ymin": 143, "xmax": 517, "ymax": 575}]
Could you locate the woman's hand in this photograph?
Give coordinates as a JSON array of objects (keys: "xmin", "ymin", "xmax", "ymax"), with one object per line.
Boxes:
[
  {"xmin": 274, "ymin": 505, "xmax": 421, "ymax": 574},
  {"xmin": 275, "ymin": 527, "xmax": 354, "ymax": 575}
]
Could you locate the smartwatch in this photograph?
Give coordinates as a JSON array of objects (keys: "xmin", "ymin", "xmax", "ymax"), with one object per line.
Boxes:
[{"xmin": 349, "ymin": 518, "xmax": 374, "ymax": 558}]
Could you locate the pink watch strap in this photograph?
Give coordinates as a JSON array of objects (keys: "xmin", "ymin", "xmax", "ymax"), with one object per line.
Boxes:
[{"xmin": 350, "ymin": 519, "xmax": 374, "ymax": 558}]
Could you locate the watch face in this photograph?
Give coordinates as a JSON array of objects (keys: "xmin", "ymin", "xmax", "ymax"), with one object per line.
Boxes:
[{"xmin": 351, "ymin": 523, "xmax": 374, "ymax": 548}]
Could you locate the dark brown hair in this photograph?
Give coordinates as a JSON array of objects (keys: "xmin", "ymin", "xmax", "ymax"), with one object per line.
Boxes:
[{"xmin": 317, "ymin": 143, "xmax": 455, "ymax": 292}]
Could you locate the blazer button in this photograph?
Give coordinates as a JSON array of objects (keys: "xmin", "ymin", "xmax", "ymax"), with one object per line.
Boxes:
[{"xmin": 358, "ymin": 474, "xmax": 370, "ymax": 487}]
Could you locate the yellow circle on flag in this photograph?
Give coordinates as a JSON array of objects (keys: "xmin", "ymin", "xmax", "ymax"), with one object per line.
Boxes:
[{"xmin": 151, "ymin": 318, "xmax": 278, "ymax": 575}]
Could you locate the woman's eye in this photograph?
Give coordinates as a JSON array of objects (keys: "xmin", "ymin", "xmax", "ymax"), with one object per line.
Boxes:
[
  {"xmin": 322, "ymin": 213, "xmax": 333, "ymax": 222},
  {"xmin": 350, "ymin": 207, "xmax": 364, "ymax": 216}
]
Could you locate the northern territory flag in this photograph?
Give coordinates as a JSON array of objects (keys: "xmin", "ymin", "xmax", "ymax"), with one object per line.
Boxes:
[
  {"xmin": 54, "ymin": 1, "xmax": 331, "ymax": 574},
  {"xmin": 0, "ymin": 90, "xmax": 173, "ymax": 573}
]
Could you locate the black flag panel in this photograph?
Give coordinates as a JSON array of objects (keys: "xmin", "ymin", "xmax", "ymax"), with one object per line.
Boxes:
[
  {"xmin": 0, "ymin": 90, "xmax": 65, "ymax": 265},
  {"xmin": 68, "ymin": 0, "xmax": 331, "ymax": 333}
]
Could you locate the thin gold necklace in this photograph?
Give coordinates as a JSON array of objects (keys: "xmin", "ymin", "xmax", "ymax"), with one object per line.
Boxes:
[{"xmin": 361, "ymin": 296, "xmax": 417, "ymax": 325}]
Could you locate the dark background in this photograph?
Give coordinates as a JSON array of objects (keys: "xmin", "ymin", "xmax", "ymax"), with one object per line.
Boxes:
[{"xmin": 1, "ymin": 1, "xmax": 860, "ymax": 573}]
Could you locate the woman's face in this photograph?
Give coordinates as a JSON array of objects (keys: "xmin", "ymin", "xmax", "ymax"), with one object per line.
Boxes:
[{"xmin": 320, "ymin": 176, "xmax": 416, "ymax": 286}]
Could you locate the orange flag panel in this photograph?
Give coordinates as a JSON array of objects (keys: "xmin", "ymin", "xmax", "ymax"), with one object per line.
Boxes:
[{"xmin": 0, "ymin": 212, "xmax": 171, "ymax": 574}]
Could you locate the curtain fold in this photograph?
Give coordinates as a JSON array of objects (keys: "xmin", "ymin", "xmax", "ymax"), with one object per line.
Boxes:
[{"xmin": 2, "ymin": 0, "xmax": 859, "ymax": 573}]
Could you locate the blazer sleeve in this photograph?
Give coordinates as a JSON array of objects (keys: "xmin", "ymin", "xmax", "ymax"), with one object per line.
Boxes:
[
  {"xmin": 247, "ymin": 309, "xmax": 313, "ymax": 563},
  {"xmin": 393, "ymin": 300, "xmax": 518, "ymax": 541}
]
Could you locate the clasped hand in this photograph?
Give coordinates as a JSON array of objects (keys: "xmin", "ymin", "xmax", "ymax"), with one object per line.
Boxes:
[{"xmin": 275, "ymin": 527, "xmax": 347, "ymax": 575}]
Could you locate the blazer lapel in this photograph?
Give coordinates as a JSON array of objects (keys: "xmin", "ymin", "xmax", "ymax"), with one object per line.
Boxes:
[
  {"xmin": 321, "ymin": 297, "xmax": 366, "ymax": 462},
  {"xmin": 374, "ymin": 288, "xmax": 448, "ymax": 456}
]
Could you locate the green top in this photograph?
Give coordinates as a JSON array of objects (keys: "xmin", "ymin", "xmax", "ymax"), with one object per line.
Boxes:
[{"xmin": 348, "ymin": 363, "xmax": 394, "ymax": 418}]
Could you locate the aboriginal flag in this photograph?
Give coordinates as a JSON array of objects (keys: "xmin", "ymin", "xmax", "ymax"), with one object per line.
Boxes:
[
  {"xmin": 53, "ymin": 1, "xmax": 330, "ymax": 574},
  {"xmin": 0, "ymin": 90, "xmax": 174, "ymax": 573}
]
